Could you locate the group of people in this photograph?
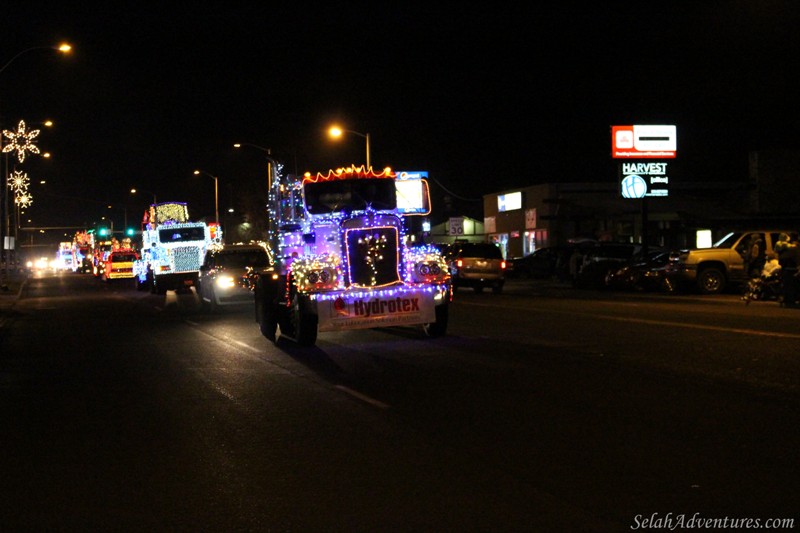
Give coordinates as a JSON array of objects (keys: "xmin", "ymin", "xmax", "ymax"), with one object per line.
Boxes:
[{"xmin": 748, "ymin": 232, "xmax": 799, "ymax": 307}]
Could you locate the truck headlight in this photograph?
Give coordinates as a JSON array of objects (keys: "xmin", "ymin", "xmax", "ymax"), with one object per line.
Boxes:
[
  {"xmin": 215, "ymin": 275, "xmax": 236, "ymax": 289},
  {"xmin": 301, "ymin": 267, "xmax": 337, "ymax": 290},
  {"xmin": 412, "ymin": 260, "xmax": 448, "ymax": 283}
]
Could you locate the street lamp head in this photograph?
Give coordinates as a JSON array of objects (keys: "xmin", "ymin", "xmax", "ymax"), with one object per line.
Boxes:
[
  {"xmin": 326, "ymin": 124, "xmax": 371, "ymax": 168},
  {"xmin": 57, "ymin": 43, "xmax": 72, "ymax": 53}
]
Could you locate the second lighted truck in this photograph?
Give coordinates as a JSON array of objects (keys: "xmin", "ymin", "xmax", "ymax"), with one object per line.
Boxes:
[
  {"xmin": 133, "ymin": 202, "xmax": 220, "ymax": 294},
  {"xmin": 253, "ymin": 166, "xmax": 451, "ymax": 346}
]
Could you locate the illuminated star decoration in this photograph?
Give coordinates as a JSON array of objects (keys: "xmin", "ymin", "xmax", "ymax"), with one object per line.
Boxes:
[
  {"xmin": 15, "ymin": 190, "xmax": 33, "ymax": 208},
  {"xmin": 8, "ymin": 170, "xmax": 30, "ymax": 194},
  {"xmin": 2, "ymin": 120, "xmax": 41, "ymax": 163}
]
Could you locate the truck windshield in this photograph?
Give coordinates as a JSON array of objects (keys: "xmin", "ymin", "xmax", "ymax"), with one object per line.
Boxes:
[
  {"xmin": 713, "ymin": 232, "xmax": 742, "ymax": 248},
  {"xmin": 304, "ymin": 178, "xmax": 397, "ymax": 215},
  {"xmin": 158, "ymin": 226, "xmax": 206, "ymax": 242},
  {"xmin": 217, "ymin": 251, "xmax": 269, "ymax": 268}
]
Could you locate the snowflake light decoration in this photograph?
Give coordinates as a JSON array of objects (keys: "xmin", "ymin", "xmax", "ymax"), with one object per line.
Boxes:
[
  {"xmin": 8, "ymin": 170, "xmax": 30, "ymax": 194},
  {"xmin": 15, "ymin": 190, "xmax": 33, "ymax": 208},
  {"xmin": 2, "ymin": 120, "xmax": 41, "ymax": 163}
]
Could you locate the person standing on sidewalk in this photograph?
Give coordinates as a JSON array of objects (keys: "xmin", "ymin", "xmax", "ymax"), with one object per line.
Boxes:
[{"xmin": 775, "ymin": 233, "xmax": 799, "ymax": 307}]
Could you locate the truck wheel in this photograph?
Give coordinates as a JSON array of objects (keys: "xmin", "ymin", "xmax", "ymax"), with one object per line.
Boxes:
[
  {"xmin": 423, "ymin": 303, "xmax": 449, "ymax": 338},
  {"xmin": 287, "ymin": 293, "xmax": 317, "ymax": 346},
  {"xmin": 152, "ymin": 278, "xmax": 167, "ymax": 295},
  {"xmin": 697, "ymin": 267, "xmax": 726, "ymax": 294},
  {"xmin": 257, "ymin": 299, "xmax": 278, "ymax": 342}
]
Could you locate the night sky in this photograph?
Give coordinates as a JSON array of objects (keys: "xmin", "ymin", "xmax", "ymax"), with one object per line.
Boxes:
[{"xmin": 2, "ymin": 2, "xmax": 799, "ymax": 239}]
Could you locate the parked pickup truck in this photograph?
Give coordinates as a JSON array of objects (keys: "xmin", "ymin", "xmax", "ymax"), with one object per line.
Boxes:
[{"xmin": 665, "ymin": 230, "xmax": 798, "ymax": 294}]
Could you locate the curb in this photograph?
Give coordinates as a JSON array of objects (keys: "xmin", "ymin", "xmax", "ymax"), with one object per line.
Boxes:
[{"xmin": 0, "ymin": 277, "xmax": 27, "ymax": 330}]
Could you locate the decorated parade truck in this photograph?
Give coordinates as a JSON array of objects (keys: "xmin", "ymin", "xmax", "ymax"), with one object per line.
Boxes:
[
  {"xmin": 133, "ymin": 202, "xmax": 220, "ymax": 294},
  {"xmin": 71, "ymin": 231, "xmax": 94, "ymax": 273},
  {"xmin": 253, "ymin": 165, "xmax": 451, "ymax": 347}
]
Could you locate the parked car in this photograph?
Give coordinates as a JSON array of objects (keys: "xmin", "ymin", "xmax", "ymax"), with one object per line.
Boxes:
[
  {"xmin": 574, "ymin": 242, "xmax": 639, "ymax": 288},
  {"xmin": 445, "ymin": 242, "xmax": 505, "ymax": 293},
  {"xmin": 197, "ymin": 243, "xmax": 272, "ymax": 311},
  {"xmin": 605, "ymin": 249, "xmax": 672, "ymax": 292},
  {"xmin": 510, "ymin": 246, "xmax": 571, "ymax": 279}
]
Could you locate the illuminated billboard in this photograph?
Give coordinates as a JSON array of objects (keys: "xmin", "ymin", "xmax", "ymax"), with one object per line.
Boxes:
[
  {"xmin": 620, "ymin": 162, "xmax": 669, "ymax": 198},
  {"xmin": 612, "ymin": 125, "xmax": 676, "ymax": 159},
  {"xmin": 395, "ymin": 171, "xmax": 431, "ymax": 215},
  {"xmin": 497, "ymin": 191, "xmax": 522, "ymax": 212}
]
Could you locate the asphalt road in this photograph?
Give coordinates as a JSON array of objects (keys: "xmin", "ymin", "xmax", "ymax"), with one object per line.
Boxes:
[{"xmin": 1, "ymin": 272, "xmax": 798, "ymax": 532}]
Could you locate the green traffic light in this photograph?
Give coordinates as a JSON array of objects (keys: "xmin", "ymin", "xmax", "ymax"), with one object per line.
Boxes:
[{"xmin": 98, "ymin": 227, "xmax": 108, "ymax": 237}]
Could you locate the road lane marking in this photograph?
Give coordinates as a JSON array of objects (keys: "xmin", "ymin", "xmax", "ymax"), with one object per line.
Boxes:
[
  {"xmin": 181, "ymin": 319, "xmax": 389, "ymax": 410},
  {"xmin": 230, "ymin": 338, "xmax": 264, "ymax": 354},
  {"xmin": 335, "ymin": 385, "xmax": 390, "ymax": 409}
]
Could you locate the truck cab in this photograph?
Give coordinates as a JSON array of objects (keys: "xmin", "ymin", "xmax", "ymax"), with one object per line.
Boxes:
[{"xmin": 133, "ymin": 202, "xmax": 218, "ymax": 294}]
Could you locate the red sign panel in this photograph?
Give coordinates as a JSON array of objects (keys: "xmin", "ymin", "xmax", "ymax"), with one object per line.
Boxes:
[{"xmin": 612, "ymin": 125, "xmax": 676, "ymax": 159}]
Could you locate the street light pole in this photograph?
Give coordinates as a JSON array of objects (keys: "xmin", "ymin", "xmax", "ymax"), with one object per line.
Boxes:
[
  {"xmin": 327, "ymin": 126, "xmax": 371, "ymax": 169},
  {"xmin": 193, "ymin": 170, "xmax": 219, "ymax": 228},
  {"xmin": 233, "ymin": 142, "xmax": 283, "ymax": 197},
  {"xmin": 0, "ymin": 43, "xmax": 71, "ymax": 289}
]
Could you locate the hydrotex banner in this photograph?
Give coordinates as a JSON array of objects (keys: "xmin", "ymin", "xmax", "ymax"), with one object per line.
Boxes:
[{"xmin": 316, "ymin": 288, "xmax": 436, "ymax": 332}]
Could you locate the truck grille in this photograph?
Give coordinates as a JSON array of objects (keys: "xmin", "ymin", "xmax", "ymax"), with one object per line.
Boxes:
[
  {"xmin": 345, "ymin": 226, "xmax": 401, "ymax": 287},
  {"xmin": 172, "ymin": 246, "xmax": 202, "ymax": 273}
]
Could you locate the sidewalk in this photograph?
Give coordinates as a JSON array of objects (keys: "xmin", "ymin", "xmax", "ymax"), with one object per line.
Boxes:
[{"xmin": 0, "ymin": 270, "xmax": 27, "ymax": 330}]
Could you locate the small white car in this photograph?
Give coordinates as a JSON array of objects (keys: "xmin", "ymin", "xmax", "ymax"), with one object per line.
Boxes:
[{"xmin": 197, "ymin": 244, "xmax": 271, "ymax": 311}]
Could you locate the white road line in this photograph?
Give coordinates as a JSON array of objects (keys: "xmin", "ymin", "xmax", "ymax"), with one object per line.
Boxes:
[
  {"xmin": 181, "ymin": 320, "xmax": 390, "ymax": 409},
  {"xmin": 335, "ymin": 385, "xmax": 390, "ymax": 409},
  {"xmin": 230, "ymin": 339, "xmax": 264, "ymax": 354}
]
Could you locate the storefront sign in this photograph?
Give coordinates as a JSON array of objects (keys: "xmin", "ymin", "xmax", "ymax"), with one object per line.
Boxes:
[{"xmin": 620, "ymin": 162, "xmax": 669, "ymax": 198}]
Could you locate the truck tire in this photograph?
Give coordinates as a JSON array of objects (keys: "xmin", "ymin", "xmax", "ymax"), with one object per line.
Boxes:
[
  {"xmin": 255, "ymin": 277, "xmax": 279, "ymax": 342},
  {"xmin": 257, "ymin": 301, "xmax": 278, "ymax": 342},
  {"xmin": 423, "ymin": 302, "xmax": 449, "ymax": 338},
  {"xmin": 154, "ymin": 278, "xmax": 168, "ymax": 295},
  {"xmin": 697, "ymin": 267, "xmax": 726, "ymax": 294},
  {"xmin": 286, "ymin": 293, "xmax": 317, "ymax": 346}
]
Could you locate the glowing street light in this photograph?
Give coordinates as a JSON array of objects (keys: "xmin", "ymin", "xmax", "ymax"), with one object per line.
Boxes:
[
  {"xmin": 328, "ymin": 125, "xmax": 371, "ymax": 169},
  {"xmin": 193, "ymin": 170, "xmax": 219, "ymax": 228},
  {"xmin": 130, "ymin": 188, "xmax": 157, "ymax": 205}
]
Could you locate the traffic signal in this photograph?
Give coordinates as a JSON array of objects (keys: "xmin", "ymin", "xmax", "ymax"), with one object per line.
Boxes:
[
  {"xmin": 98, "ymin": 227, "xmax": 109, "ymax": 237},
  {"xmin": 125, "ymin": 228, "xmax": 135, "ymax": 237}
]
